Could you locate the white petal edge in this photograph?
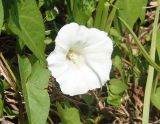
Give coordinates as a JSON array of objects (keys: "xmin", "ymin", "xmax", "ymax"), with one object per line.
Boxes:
[{"xmin": 56, "ymin": 62, "xmax": 101, "ymax": 96}]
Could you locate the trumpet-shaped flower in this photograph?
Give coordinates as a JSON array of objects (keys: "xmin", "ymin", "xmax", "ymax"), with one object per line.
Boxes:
[{"xmin": 47, "ymin": 23, "xmax": 113, "ymax": 96}]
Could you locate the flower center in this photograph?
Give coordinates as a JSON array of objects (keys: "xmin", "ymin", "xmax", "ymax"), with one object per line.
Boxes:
[{"xmin": 66, "ymin": 48, "xmax": 83, "ymax": 64}]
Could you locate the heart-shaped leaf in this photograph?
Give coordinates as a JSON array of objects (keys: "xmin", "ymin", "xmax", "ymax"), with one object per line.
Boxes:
[
  {"xmin": 18, "ymin": 56, "xmax": 50, "ymax": 124},
  {"xmin": 8, "ymin": 0, "xmax": 45, "ymax": 61}
]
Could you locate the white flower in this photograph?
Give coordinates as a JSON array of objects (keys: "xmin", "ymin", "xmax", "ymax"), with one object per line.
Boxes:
[{"xmin": 47, "ymin": 23, "xmax": 113, "ymax": 96}]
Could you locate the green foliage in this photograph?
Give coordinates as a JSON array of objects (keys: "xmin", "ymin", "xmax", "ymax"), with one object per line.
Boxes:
[
  {"xmin": 94, "ymin": 0, "xmax": 117, "ymax": 32},
  {"xmin": 100, "ymin": 2, "xmax": 109, "ymax": 30},
  {"xmin": 0, "ymin": 0, "xmax": 160, "ymax": 123},
  {"xmin": 38, "ymin": 0, "xmax": 45, "ymax": 8},
  {"xmin": 142, "ymin": 4, "xmax": 160, "ymax": 123},
  {"xmin": 104, "ymin": 1, "xmax": 118, "ymax": 32},
  {"xmin": 0, "ymin": 79, "xmax": 10, "ymax": 90},
  {"xmin": 56, "ymin": 103, "xmax": 82, "ymax": 124},
  {"xmin": 0, "ymin": 0, "xmax": 3, "ymax": 33},
  {"xmin": 72, "ymin": 0, "xmax": 96, "ymax": 25},
  {"xmin": 94, "ymin": 0, "xmax": 105, "ymax": 28},
  {"xmin": 0, "ymin": 97, "xmax": 3, "ymax": 117},
  {"xmin": 156, "ymin": 29, "xmax": 160, "ymax": 61},
  {"xmin": 114, "ymin": 0, "xmax": 147, "ymax": 31},
  {"xmin": 119, "ymin": 17, "xmax": 160, "ymax": 73},
  {"xmin": 18, "ymin": 56, "xmax": 50, "ymax": 124},
  {"xmin": 107, "ymin": 79, "xmax": 127, "ymax": 107},
  {"xmin": 112, "ymin": 55, "xmax": 127, "ymax": 84},
  {"xmin": 8, "ymin": 0, "xmax": 45, "ymax": 61},
  {"xmin": 112, "ymin": 56, "xmax": 123, "ymax": 76},
  {"xmin": 109, "ymin": 28, "xmax": 122, "ymax": 44},
  {"xmin": 109, "ymin": 79, "xmax": 128, "ymax": 95},
  {"xmin": 107, "ymin": 93, "xmax": 122, "ymax": 107},
  {"xmin": 18, "ymin": 56, "xmax": 31, "ymax": 83},
  {"xmin": 45, "ymin": 9, "xmax": 57, "ymax": 21},
  {"xmin": 81, "ymin": 94, "xmax": 94, "ymax": 106},
  {"xmin": 151, "ymin": 87, "xmax": 160, "ymax": 110}
]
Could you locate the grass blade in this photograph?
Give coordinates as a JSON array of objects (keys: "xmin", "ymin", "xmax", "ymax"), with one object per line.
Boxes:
[
  {"xmin": 100, "ymin": 2, "xmax": 109, "ymax": 30},
  {"xmin": 94, "ymin": 0, "xmax": 105, "ymax": 28},
  {"xmin": 142, "ymin": 1, "xmax": 160, "ymax": 123}
]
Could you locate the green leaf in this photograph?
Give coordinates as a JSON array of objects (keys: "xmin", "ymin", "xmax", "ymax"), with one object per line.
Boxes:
[
  {"xmin": 104, "ymin": 1, "xmax": 118, "ymax": 32},
  {"xmin": 151, "ymin": 87, "xmax": 160, "ymax": 110},
  {"xmin": 27, "ymin": 62, "xmax": 50, "ymax": 89},
  {"xmin": 38, "ymin": 0, "xmax": 45, "ymax": 8},
  {"xmin": 0, "ymin": 97, "xmax": 2, "ymax": 117},
  {"xmin": 87, "ymin": 17, "xmax": 94, "ymax": 28},
  {"xmin": 45, "ymin": 9, "xmax": 57, "ymax": 21},
  {"xmin": 109, "ymin": 79, "xmax": 128, "ymax": 95},
  {"xmin": 81, "ymin": 94, "xmax": 94, "ymax": 106},
  {"xmin": 115, "ymin": 0, "xmax": 147, "ymax": 30},
  {"xmin": 56, "ymin": 103, "xmax": 82, "ymax": 124},
  {"xmin": 109, "ymin": 28, "xmax": 122, "ymax": 41},
  {"xmin": 0, "ymin": 0, "xmax": 4, "ymax": 32},
  {"xmin": 73, "ymin": 0, "xmax": 96, "ymax": 25},
  {"xmin": 156, "ymin": 29, "xmax": 160, "ymax": 61},
  {"xmin": 1, "ymin": 80, "xmax": 9, "ymax": 90},
  {"xmin": 112, "ymin": 55, "xmax": 123, "ymax": 73},
  {"xmin": 94, "ymin": 0, "xmax": 105, "ymax": 28},
  {"xmin": 107, "ymin": 92, "xmax": 122, "ymax": 107},
  {"xmin": 18, "ymin": 56, "xmax": 50, "ymax": 124},
  {"xmin": 139, "ymin": 0, "xmax": 148, "ymax": 23},
  {"xmin": 25, "ymin": 83, "xmax": 50, "ymax": 124},
  {"xmin": 18, "ymin": 56, "xmax": 31, "ymax": 83},
  {"xmin": 112, "ymin": 55, "xmax": 126, "ymax": 82},
  {"xmin": 100, "ymin": 2, "xmax": 110, "ymax": 30},
  {"xmin": 8, "ymin": 0, "xmax": 45, "ymax": 61}
]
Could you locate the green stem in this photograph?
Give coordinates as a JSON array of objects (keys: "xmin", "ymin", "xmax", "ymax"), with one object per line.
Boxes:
[
  {"xmin": 119, "ymin": 17, "xmax": 160, "ymax": 73},
  {"xmin": 142, "ymin": 1, "xmax": 160, "ymax": 123},
  {"xmin": 153, "ymin": 73, "xmax": 159, "ymax": 93},
  {"xmin": 66, "ymin": 0, "xmax": 72, "ymax": 17},
  {"xmin": 70, "ymin": 0, "xmax": 74, "ymax": 11},
  {"xmin": 105, "ymin": 1, "xmax": 118, "ymax": 32},
  {"xmin": 100, "ymin": 2, "xmax": 109, "ymax": 30},
  {"xmin": 94, "ymin": 0, "xmax": 105, "ymax": 28}
]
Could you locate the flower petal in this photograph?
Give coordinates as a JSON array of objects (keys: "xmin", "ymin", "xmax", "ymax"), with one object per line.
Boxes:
[
  {"xmin": 55, "ymin": 23, "xmax": 80, "ymax": 50},
  {"xmin": 47, "ymin": 22, "xmax": 113, "ymax": 96},
  {"xmin": 85, "ymin": 59, "xmax": 112, "ymax": 85},
  {"xmin": 83, "ymin": 28, "xmax": 113, "ymax": 51},
  {"xmin": 56, "ymin": 63, "xmax": 101, "ymax": 96},
  {"xmin": 84, "ymin": 35, "xmax": 113, "ymax": 85},
  {"xmin": 47, "ymin": 45, "xmax": 69, "ymax": 78}
]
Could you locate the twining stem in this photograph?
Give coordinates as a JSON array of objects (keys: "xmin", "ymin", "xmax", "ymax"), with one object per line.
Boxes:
[
  {"xmin": 119, "ymin": 17, "xmax": 160, "ymax": 73},
  {"xmin": 142, "ymin": 1, "xmax": 160, "ymax": 123}
]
